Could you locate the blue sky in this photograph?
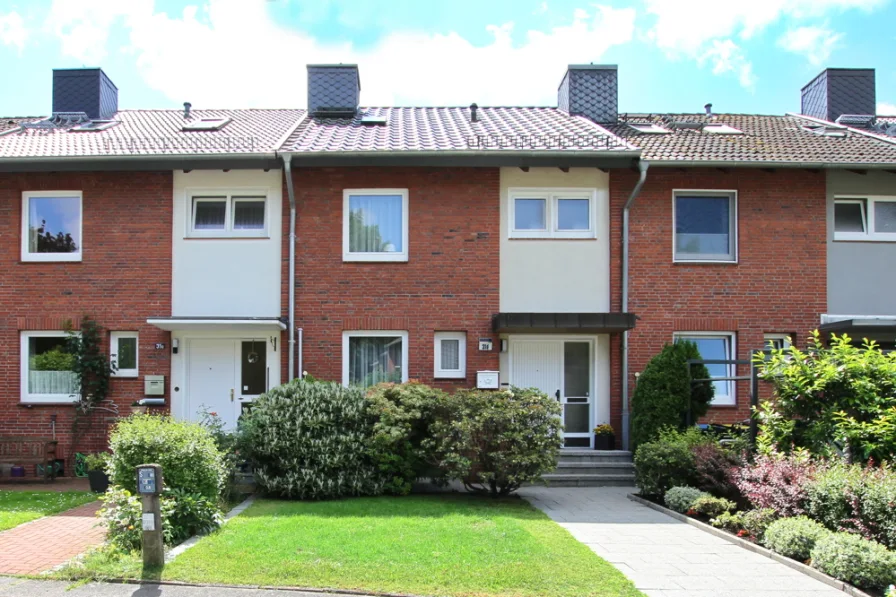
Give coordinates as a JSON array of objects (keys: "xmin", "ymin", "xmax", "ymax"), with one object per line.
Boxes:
[{"xmin": 1, "ymin": 0, "xmax": 894, "ymax": 116}]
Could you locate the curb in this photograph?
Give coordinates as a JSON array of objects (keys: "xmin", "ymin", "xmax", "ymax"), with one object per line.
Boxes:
[
  {"xmin": 103, "ymin": 577, "xmax": 429, "ymax": 597},
  {"xmin": 626, "ymin": 493, "xmax": 875, "ymax": 597}
]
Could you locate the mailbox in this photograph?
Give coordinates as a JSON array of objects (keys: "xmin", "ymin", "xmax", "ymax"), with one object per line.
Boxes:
[
  {"xmin": 476, "ymin": 370, "xmax": 499, "ymax": 390},
  {"xmin": 144, "ymin": 375, "xmax": 165, "ymax": 396}
]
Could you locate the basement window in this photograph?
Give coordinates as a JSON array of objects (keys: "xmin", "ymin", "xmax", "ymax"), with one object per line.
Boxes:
[
  {"xmin": 627, "ymin": 123, "xmax": 671, "ymax": 134},
  {"xmin": 702, "ymin": 124, "xmax": 743, "ymax": 135},
  {"xmin": 182, "ymin": 118, "xmax": 232, "ymax": 132}
]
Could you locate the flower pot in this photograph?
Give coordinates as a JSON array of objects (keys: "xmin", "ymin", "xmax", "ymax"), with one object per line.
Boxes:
[
  {"xmin": 130, "ymin": 405, "xmax": 147, "ymax": 415},
  {"xmin": 87, "ymin": 470, "xmax": 109, "ymax": 493},
  {"xmin": 594, "ymin": 434, "xmax": 615, "ymax": 450}
]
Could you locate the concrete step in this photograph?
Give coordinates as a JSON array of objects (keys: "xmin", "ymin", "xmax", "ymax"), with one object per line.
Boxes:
[
  {"xmin": 553, "ymin": 463, "xmax": 634, "ymax": 476},
  {"xmin": 557, "ymin": 451, "xmax": 634, "ymax": 465},
  {"xmin": 540, "ymin": 473, "xmax": 636, "ymax": 487}
]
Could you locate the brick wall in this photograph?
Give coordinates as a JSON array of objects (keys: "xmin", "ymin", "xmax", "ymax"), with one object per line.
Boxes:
[
  {"xmin": 0, "ymin": 172, "xmax": 172, "ymax": 474},
  {"xmin": 611, "ymin": 167, "xmax": 827, "ymax": 425},
  {"xmin": 288, "ymin": 167, "xmax": 500, "ymax": 390}
]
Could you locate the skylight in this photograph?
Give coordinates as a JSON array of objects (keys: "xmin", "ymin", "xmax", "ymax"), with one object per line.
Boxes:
[
  {"xmin": 702, "ymin": 123, "xmax": 744, "ymax": 135},
  {"xmin": 801, "ymin": 124, "xmax": 848, "ymax": 138},
  {"xmin": 182, "ymin": 117, "xmax": 232, "ymax": 132},
  {"xmin": 70, "ymin": 120, "xmax": 119, "ymax": 132},
  {"xmin": 360, "ymin": 115, "xmax": 388, "ymax": 126},
  {"xmin": 628, "ymin": 122, "xmax": 671, "ymax": 134}
]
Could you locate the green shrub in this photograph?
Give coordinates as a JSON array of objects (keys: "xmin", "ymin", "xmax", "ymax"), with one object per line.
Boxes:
[
  {"xmin": 108, "ymin": 415, "xmax": 226, "ymax": 502},
  {"xmin": 741, "ymin": 508, "xmax": 780, "ymax": 542},
  {"xmin": 424, "ymin": 387, "xmax": 561, "ymax": 496},
  {"xmin": 634, "ymin": 427, "xmax": 708, "ymax": 497},
  {"xmin": 811, "ymin": 532, "xmax": 896, "ymax": 591},
  {"xmin": 805, "ymin": 461, "xmax": 896, "ymax": 550},
  {"xmin": 763, "ymin": 516, "xmax": 830, "ymax": 561},
  {"xmin": 630, "ymin": 341, "xmax": 714, "ymax": 448},
  {"xmin": 240, "ymin": 379, "xmax": 382, "ymax": 499},
  {"xmin": 365, "ymin": 382, "xmax": 446, "ymax": 495},
  {"xmin": 691, "ymin": 495, "xmax": 735, "ymax": 518},
  {"xmin": 710, "ymin": 511, "xmax": 744, "ymax": 533},
  {"xmin": 664, "ymin": 486, "xmax": 706, "ymax": 513}
]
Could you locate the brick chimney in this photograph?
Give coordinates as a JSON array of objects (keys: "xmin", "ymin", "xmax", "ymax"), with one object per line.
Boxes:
[
  {"xmin": 801, "ymin": 68, "xmax": 876, "ymax": 122},
  {"xmin": 558, "ymin": 65, "xmax": 618, "ymax": 124},
  {"xmin": 52, "ymin": 68, "xmax": 118, "ymax": 120},
  {"xmin": 307, "ymin": 64, "xmax": 360, "ymax": 118}
]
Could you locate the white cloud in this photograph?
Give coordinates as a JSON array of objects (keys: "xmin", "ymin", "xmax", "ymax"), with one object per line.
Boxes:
[
  {"xmin": 699, "ymin": 39, "xmax": 756, "ymax": 90},
  {"xmin": 46, "ymin": 0, "xmax": 636, "ymax": 108},
  {"xmin": 777, "ymin": 25, "xmax": 842, "ymax": 65},
  {"xmin": 879, "ymin": 102, "xmax": 896, "ymax": 115},
  {"xmin": 0, "ymin": 11, "xmax": 28, "ymax": 52}
]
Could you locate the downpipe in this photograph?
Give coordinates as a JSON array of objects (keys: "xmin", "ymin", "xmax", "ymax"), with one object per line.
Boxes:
[{"xmin": 282, "ymin": 153, "xmax": 297, "ymax": 381}]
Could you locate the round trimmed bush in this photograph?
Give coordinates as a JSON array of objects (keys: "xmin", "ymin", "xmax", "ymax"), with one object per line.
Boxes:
[
  {"xmin": 763, "ymin": 516, "xmax": 830, "ymax": 561},
  {"xmin": 108, "ymin": 414, "xmax": 226, "ymax": 501},
  {"xmin": 665, "ymin": 486, "xmax": 706, "ymax": 513},
  {"xmin": 691, "ymin": 495, "xmax": 735, "ymax": 518},
  {"xmin": 811, "ymin": 532, "xmax": 896, "ymax": 591},
  {"xmin": 240, "ymin": 379, "xmax": 383, "ymax": 499}
]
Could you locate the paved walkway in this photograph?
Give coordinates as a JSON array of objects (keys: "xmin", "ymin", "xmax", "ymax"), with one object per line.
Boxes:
[
  {"xmin": 519, "ymin": 486, "xmax": 844, "ymax": 597},
  {"xmin": 0, "ymin": 578, "xmax": 356, "ymax": 597},
  {"xmin": 0, "ymin": 501, "xmax": 104, "ymax": 575}
]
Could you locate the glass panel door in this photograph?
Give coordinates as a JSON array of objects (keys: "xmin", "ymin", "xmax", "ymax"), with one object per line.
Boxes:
[
  {"xmin": 563, "ymin": 341, "xmax": 592, "ymax": 448},
  {"xmin": 239, "ymin": 339, "xmax": 267, "ymax": 401}
]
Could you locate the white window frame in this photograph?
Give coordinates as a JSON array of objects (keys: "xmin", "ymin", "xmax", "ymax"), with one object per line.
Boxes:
[
  {"xmin": 834, "ymin": 196, "xmax": 896, "ymax": 241},
  {"xmin": 508, "ymin": 188, "xmax": 597, "ymax": 239},
  {"xmin": 343, "ymin": 189, "xmax": 409, "ymax": 262},
  {"xmin": 110, "ymin": 331, "xmax": 139, "ymax": 378},
  {"xmin": 20, "ymin": 330, "xmax": 79, "ymax": 404},
  {"xmin": 763, "ymin": 333, "xmax": 792, "ymax": 351},
  {"xmin": 673, "ymin": 331, "xmax": 737, "ymax": 406},
  {"xmin": 186, "ymin": 190, "xmax": 268, "ymax": 238},
  {"xmin": 21, "ymin": 191, "xmax": 83, "ymax": 262},
  {"xmin": 673, "ymin": 189, "xmax": 738, "ymax": 263},
  {"xmin": 434, "ymin": 331, "xmax": 466, "ymax": 379},
  {"xmin": 342, "ymin": 330, "xmax": 410, "ymax": 386}
]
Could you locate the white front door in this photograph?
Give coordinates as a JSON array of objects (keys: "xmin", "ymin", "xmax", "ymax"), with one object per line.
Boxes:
[{"xmin": 510, "ymin": 337, "xmax": 594, "ymax": 448}]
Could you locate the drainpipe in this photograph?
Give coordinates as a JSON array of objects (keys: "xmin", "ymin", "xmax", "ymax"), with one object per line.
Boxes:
[
  {"xmin": 621, "ymin": 160, "xmax": 649, "ymax": 452},
  {"xmin": 281, "ymin": 153, "xmax": 297, "ymax": 381}
]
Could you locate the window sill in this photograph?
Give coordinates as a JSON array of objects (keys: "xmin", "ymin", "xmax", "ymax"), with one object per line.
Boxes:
[
  {"xmin": 673, "ymin": 259, "xmax": 738, "ymax": 265},
  {"xmin": 112, "ymin": 373, "xmax": 139, "ymax": 379},
  {"xmin": 184, "ymin": 236, "xmax": 270, "ymax": 240},
  {"xmin": 707, "ymin": 402, "xmax": 738, "ymax": 408},
  {"xmin": 343, "ymin": 255, "xmax": 409, "ymax": 263},
  {"xmin": 832, "ymin": 237, "xmax": 896, "ymax": 243},
  {"xmin": 508, "ymin": 237, "xmax": 597, "ymax": 242},
  {"xmin": 434, "ymin": 373, "xmax": 466, "ymax": 380},
  {"xmin": 20, "ymin": 256, "xmax": 83, "ymax": 263},
  {"xmin": 19, "ymin": 401, "xmax": 77, "ymax": 407}
]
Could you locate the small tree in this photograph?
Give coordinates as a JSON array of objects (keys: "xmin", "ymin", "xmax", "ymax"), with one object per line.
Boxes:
[
  {"xmin": 631, "ymin": 341, "xmax": 714, "ymax": 449},
  {"xmin": 756, "ymin": 331, "xmax": 896, "ymax": 462}
]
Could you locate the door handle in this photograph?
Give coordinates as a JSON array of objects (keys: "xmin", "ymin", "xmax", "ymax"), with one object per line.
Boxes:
[
  {"xmin": 230, "ymin": 389, "xmax": 234, "ymax": 402},
  {"xmin": 555, "ymin": 389, "xmax": 560, "ymax": 401}
]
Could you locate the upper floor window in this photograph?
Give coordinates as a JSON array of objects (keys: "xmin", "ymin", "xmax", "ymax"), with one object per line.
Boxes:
[
  {"xmin": 508, "ymin": 189, "xmax": 597, "ymax": 239},
  {"xmin": 20, "ymin": 331, "xmax": 78, "ymax": 403},
  {"xmin": 343, "ymin": 189, "xmax": 409, "ymax": 262},
  {"xmin": 834, "ymin": 197, "xmax": 896, "ymax": 241},
  {"xmin": 674, "ymin": 191, "xmax": 737, "ymax": 262},
  {"xmin": 21, "ymin": 191, "xmax": 82, "ymax": 262},
  {"xmin": 188, "ymin": 192, "xmax": 267, "ymax": 237}
]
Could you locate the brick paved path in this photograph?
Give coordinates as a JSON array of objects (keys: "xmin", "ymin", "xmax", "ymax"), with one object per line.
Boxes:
[
  {"xmin": 519, "ymin": 486, "xmax": 844, "ymax": 597},
  {"xmin": 0, "ymin": 501, "xmax": 104, "ymax": 575}
]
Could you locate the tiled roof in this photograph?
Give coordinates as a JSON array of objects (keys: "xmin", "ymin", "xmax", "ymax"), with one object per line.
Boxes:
[
  {"xmin": 282, "ymin": 106, "xmax": 636, "ymax": 153},
  {"xmin": 0, "ymin": 117, "xmax": 41, "ymax": 134},
  {"xmin": 0, "ymin": 109, "xmax": 305, "ymax": 158},
  {"xmin": 606, "ymin": 113, "xmax": 896, "ymax": 165}
]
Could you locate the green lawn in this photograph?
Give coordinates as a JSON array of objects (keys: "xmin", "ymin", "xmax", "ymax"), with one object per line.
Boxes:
[
  {"xmin": 0, "ymin": 490, "xmax": 97, "ymax": 532},
  {"xmin": 165, "ymin": 495, "xmax": 642, "ymax": 597}
]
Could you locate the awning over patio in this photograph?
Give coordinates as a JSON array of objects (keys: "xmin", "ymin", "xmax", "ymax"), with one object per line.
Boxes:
[
  {"xmin": 492, "ymin": 312, "xmax": 636, "ymax": 334},
  {"xmin": 146, "ymin": 316, "xmax": 287, "ymax": 332},
  {"xmin": 818, "ymin": 317, "xmax": 896, "ymax": 343}
]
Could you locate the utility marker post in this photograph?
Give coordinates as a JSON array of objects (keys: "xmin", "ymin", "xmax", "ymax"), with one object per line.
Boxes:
[{"xmin": 136, "ymin": 464, "xmax": 164, "ymax": 568}]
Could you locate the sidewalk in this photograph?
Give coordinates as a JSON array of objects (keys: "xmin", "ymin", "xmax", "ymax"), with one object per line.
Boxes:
[
  {"xmin": 0, "ymin": 578, "xmax": 354, "ymax": 596},
  {"xmin": 0, "ymin": 501, "xmax": 104, "ymax": 575},
  {"xmin": 519, "ymin": 486, "xmax": 844, "ymax": 597}
]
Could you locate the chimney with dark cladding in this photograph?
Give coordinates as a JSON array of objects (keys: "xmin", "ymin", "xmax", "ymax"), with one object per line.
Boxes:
[
  {"xmin": 52, "ymin": 68, "xmax": 118, "ymax": 120},
  {"xmin": 307, "ymin": 64, "xmax": 360, "ymax": 117},
  {"xmin": 801, "ymin": 68, "xmax": 876, "ymax": 122},
  {"xmin": 558, "ymin": 64, "xmax": 617, "ymax": 124}
]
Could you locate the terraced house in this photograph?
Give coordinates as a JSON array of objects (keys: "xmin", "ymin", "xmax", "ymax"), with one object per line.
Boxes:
[{"xmin": 1, "ymin": 64, "xmax": 895, "ymax": 479}]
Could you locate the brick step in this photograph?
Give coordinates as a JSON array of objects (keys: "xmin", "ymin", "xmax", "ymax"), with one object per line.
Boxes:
[{"xmin": 539, "ymin": 473, "xmax": 636, "ymax": 487}]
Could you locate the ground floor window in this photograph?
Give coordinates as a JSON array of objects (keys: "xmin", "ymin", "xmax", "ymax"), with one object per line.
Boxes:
[
  {"xmin": 673, "ymin": 332, "xmax": 736, "ymax": 406},
  {"xmin": 342, "ymin": 331, "xmax": 408, "ymax": 388},
  {"xmin": 763, "ymin": 333, "xmax": 792, "ymax": 351},
  {"xmin": 110, "ymin": 331, "xmax": 139, "ymax": 377},
  {"xmin": 20, "ymin": 331, "xmax": 78, "ymax": 403},
  {"xmin": 434, "ymin": 331, "xmax": 466, "ymax": 378}
]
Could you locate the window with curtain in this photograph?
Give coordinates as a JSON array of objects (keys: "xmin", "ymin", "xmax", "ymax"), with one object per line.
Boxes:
[
  {"xmin": 21, "ymin": 331, "xmax": 78, "ymax": 403},
  {"xmin": 345, "ymin": 333, "xmax": 407, "ymax": 388},
  {"xmin": 674, "ymin": 192, "xmax": 736, "ymax": 261},
  {"xmin": 344, "ymin": 190, "xmax": 409, "ymax": 261},
  {"xmin": 189, "ymin": 193, "xmax": 267, "ymax": 237},
  {"xmin": 434, "ymin": 331, "xmax": 466, "ymax": 378}
]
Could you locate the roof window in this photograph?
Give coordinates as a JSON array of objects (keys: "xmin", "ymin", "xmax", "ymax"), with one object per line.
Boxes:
[
  {"xmin": 182, "ymin": 117, "xmax": 232, "ymax": 132},
  {"xmin": 71, "ymin": 120, "xmax": 119, "ymax": 132},
  {"xmin": 801, "ymin": 124, "xmax": 848, "ymax": 138},
  {"xmin": 702, "ymin": 123, "xmax": 743, "ymax": 135},
  {"xmin": 627, "ymin": 122, "xmax": 671, "ymax": 134},
  {"xmin": 360, "ymin": 115, "xmax": 388, "ymax": 126}
]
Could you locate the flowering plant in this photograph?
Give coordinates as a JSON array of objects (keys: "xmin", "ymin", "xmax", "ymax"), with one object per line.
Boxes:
[{"xmin": 593, "ymin": 424, "xmax": 615, "ymax": 436}]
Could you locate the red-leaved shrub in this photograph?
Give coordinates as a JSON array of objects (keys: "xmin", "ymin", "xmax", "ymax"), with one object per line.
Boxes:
[
  {"xmin": 732, "ymin": 453, "xmax": 818, "ymax": 516},
  {"xmin": 692, "ymin": 443, "xmax": 744, "ymax": 502}
]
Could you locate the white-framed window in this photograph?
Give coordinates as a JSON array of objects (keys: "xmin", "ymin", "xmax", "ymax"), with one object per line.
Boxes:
[
  {"xmin": 434, "ymin": 331, "xmax": 466, "ymax": 379},
  {"xmin": 187, "ymin": 191, "xmax": 267, "ymax": 237},
  {"xmin": 834, "ymin": 196, "xmax": 896, "ymax": 241},
  {"xmin": 343, "ymin": 189, "xmax": 409, "ymax": 262},
  {"xmin": 508, "ymin": 188, "xmax": 597, "ymax": 239},
  {"xmin": 342, "ymin": 331, "xmax": 409, "ymax": 387},
  {"xmin": 20, "ymin": 331, "xmax": 78, "ymax": 403},
  {"xmin": 110, "ymin": 332, "xmax": 139, "ymax": 377},
  {"xmin": 763, "ymin": 333, "xmax": 792, "ymax": 351},
  {"xmin": 674, "ymin": 332, "xmax": 736, "ymax": 406},
  {"xmin": 21, "ymin": 191, "xmax": 83, "ymax": 262},
  {"xmin": 673, "ymin": 190, "xmax": 737, "ymax": 262}
]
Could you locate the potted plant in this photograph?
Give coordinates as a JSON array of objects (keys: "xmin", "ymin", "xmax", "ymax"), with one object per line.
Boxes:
[
  {"xmin": 84, "ymin": 452, "xmax": 110, "ymax": 493},
  {"xmin": 593, "ymin": 424, "xmax": 616, "ymax": 450},
  {"xmin": 130, "ymin": 401, "xmax": 147, "ymax": 415}
]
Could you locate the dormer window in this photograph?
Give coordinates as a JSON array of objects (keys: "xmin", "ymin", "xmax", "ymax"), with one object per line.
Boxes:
[
  {"xmin": 702, "ymin": 124, "xmax": 743, "ymax": 135},
  {"xmin": 628, "ymin": 123, "xmax": 671, "ymax": 134},
  {"xmin": 182, "ymin": 118, "xmax": 232, "ymax": 132}
]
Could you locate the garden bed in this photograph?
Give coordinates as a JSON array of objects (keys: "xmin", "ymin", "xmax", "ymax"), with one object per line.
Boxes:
[{"xmin": 0, "ymin": 490, "xmax": 97, "ymax": 532}]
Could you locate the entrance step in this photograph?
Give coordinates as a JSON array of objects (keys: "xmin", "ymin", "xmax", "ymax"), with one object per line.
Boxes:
[
  {"xmin": 540, "ymin": 473, "xmax": 635, "ymax": 487},
  {"xmin": 542, "ymin": 449, "xmax": 635, "ymax": 487}
]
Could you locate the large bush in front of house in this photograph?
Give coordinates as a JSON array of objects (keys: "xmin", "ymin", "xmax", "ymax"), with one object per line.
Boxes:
[
  {"xmin": 108, "ymin": 414, "xmax": 226, "ymax": 502},
  {"xmin": 811, "ymin": 532, "xmax": 896, "ymax": 591},
  {"xmin": 424, "ymin": 387, "xmax": 562, "ymax": 496},
  {"xmin": 731, "ymin": 451, "xmax": 816, "ymax": 517},
  {"xmin": 634, "ymin": 426, "xmax": 711, "ymax": 497},
  {"xmin": 630, "ymin": 341, "xmax": 714, "ymax": 449},
  {"xmin": 240, "ymin": 379, "xmax": 383, "ymax": 499},
  {"xmin": 365, "ymin": 382, "xmax": 447, "ymax": 496},
  {"xmin": 756, "ymin": 331, "xmax": 896, "ymax": 462}
]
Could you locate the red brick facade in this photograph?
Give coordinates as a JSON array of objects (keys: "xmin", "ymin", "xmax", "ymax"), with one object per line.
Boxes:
[
  {"xmin": 288, "ymin": 167, "xmax": 500, "ymax": 390},
  {"xmin": 0, "ymin": 172, "xmax": 172, "ymax": 474},
  {"xmin": 610, "ymin": 168, "xmax": 828, "ymax": 425}
]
